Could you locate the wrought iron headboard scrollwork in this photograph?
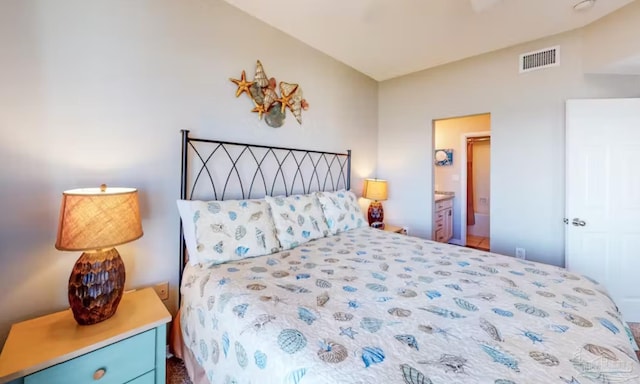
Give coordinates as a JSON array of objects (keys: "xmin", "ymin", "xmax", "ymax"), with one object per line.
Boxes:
[{"xmin": 179, "ymin": 129, "xmax": 351, "ymax": 282}]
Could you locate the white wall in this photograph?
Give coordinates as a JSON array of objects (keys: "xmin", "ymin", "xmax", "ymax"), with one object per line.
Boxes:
[
  {"xmin": 378, "ymin": 28, "xmax": 640, "ymax": 267},
  {"xmin": 434, "ymin": 114, "xmax": 490, "ymax": 241},
  {"xmin": 472, "ymin": 140, "xmax": 491, "ymax": 216},
  {"xmin": 0, "ymin": 0, "xmax": 378, "ymax": 346}
]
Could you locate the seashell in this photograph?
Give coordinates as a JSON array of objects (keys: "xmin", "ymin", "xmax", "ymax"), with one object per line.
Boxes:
[
  {"xmin": 199, "ymin": 339, "xmax": 208, "ymax": 361},
  {"xmin": 254, "ymin": 60, "xmax": 269, "ymax": 87},
  {"xmin": 434, "ymin": 270, "xmax": 451, "ymax": 276},
  {"xmin": 432, "ymin": 354, "xmax": 468, "ymax": 374},
  {"xmin": 303, "ymin": 262, "xmax": 317, "ymax": 269},
  {"xmin": 278, "ymin": 329, "xmax": 307, "ymax": 354},
  {"xmin": 234, "ymin": 225, "xmax": 246, "ymax": 240},
  {"xmin": 499, "ymin": 276, "xmax": 517, "ymax": 287},
  {"xmin": 296, "ymin": 273, "xmax": 311, "ymax": 280},
  {"xmin": 325, "ymin": 258, "xmax": 340, "ymax": 263},
  {"xmin": 418, "ymin": 276, "xmax": 434, "ymax": 284},
  {"xmin": 235, "ymin": 246, "xmax": 249, "ymax": 257},
  {"xmin": 400, "ymin": 364, "xmax": 433, "ymax": 384},
  {"xmin": 397, "ymin": 288, "xmax": 418, "ymax": 298},
  {"xmin": 479, "ymin": 265, "xmax": 499, "ymax": 274},
  {"xmin": 453, "ymin": 297, "xmax": 478, "ymax": 312},
  {"xmin": 514, "ymin": 303, "xmax": 549, "ymax": 317},
  {"xmin": 563, "ymin": 294, "xmax": 587, "ymax": 306},
  {"xmin": 317, "ymin": 340, "xmax": 348, "ymax": 363},
  {"xmin": 480, "ymin": 317, "xmax": 503, "ymax": 342},
  {"xmin": 333, "ymin": 312, "xmax": 354, "ymax": 321},
  {"xmin": 266, "ymin": 258, "xmax": 278, "ymax": 266},
  {"xmin": 207, "ymin": 296, "xmax": 216, "ymax": 311},
  {"xmin": 563, "ymin": 273, "xmax": 581, "ymax": 280},
  {"xmin": 395, "ymin": 334, "xmax": 419, "ymax": 350},
  {"xmin": 211, "ymin": 339, "xmax": 219, "ymax": 363},
  {"xmin": 397, "ymin": 273, "xmax": 412, "ymax": 279},
  {"xmin": 376, "ymin": 296, "xmax": 393, "ymax": 302},
  {"xmin": 284, "ymin": 368, "xmax": 307, "ymax": 384},
  {"xmin": 366, "ymin": 283, "xmax": 388, "ymax": 292},
  {"xmin": 233, "ymin": 303, "xmax": 248, "ymax": 318},
  {"xmin": 249, "ymin": 211, "xmax": 263, "ymax": 221},
  {"xmin": 298, "ymin": 307, "xmax": 317, "ymax": 325},
  {"xmin": 546, "ymin": 324, "xmax": 569, "ymax": 333},
  {"xmin": 262, "ymin": 88, "xmax": 278, "ymax": 110},
  {"xmin": 235, "ymin": 341, "xmax": 248, "ymax": 368},
  {"xmin": 280, "ymin": 81, "xmax": 299, "ymax": 97},
  {"xmin": 425, "ymin": 290, "xmax": 441, "ymax": 299},
  {"xmin": 372, "ymin": 272, "xmax": 387, "ymax": 280},
  {"xmin": 494, "ymin": 380, "xmax": 516, "ymax": 384},
  {"xmin": 419, "ymin": 306, "xmax": 466, "ymax": 319},
  {"xmin": 504, "ymin": 288, "xmax": 530, "ymax": 300},
  {"xmin": 254, "ymin": 350, "xmax": 267, "ymax": 369},
  {"xmin": 222, "ymin": 332, "xmax": 230, "ymax": 358},
  {"xmin": 360, "ymin": 317, "xmax": 383, "ymax": 333},
  {"xmin": 276, "ymin": 284, "xmax": 310, "ymax": 293},
  {"xmin": 561, "ymin": 311, "xmax": 593, "ymax": 327},
  {"xmin": 246, "ymin": 283, "xmax": 267, "ymax": 291},
  {"xmin": 444, "ymin": 284, "xmax": 462, "ymax": 291},
  {"xmin": 524, "ymin": 267, "xmax": 549, "ymax": 276},
  {"xmin": 529, "ymin": 351, "xmax": 559, "ymax": 366},
  {"xmin": 480, "ymin": 344, "xmax": 520, "ymax": 372},
  {"xmin": 491, "ymin": 308, "xmax": 514, "ymax": 317},
  {"xmin": 316, "ymin": 279, "xmax": 332, "ymax": 288},
  {"xmin": 255, "ymin": 228, "xmax": 266, "ymax": 248},
  {"xmin": 361, "ymin": 346, "xmax": 385, "ymax": 367},
  {"xmin": 584, "ymin": 344, "xmax": 618, "ymax": 360},
  {"xmin": 317, "ymin": 291, "xmax": 329, "ymax": 307},
  {"xmin": 343, "ymin": 285, "xmax": 357, "ymax": 292},
  {"xmin": 595, "ymin": 317, "xmax": 620, "ymax": 334},
  {"xmin": 213, "ymin": 241, "xmax": 224, "ymax": 254},
  {"xmin": 207, "ymin": 202, "xmax": 221, "ymax": 214},
  {"xmin": 272, "ymin": 270, "xmax": 290, "ymax": 278},
  {"xmin": 536, "ymin": 291, "xmax": 556, "ymax": 298},
  {"xmin": 388, "ymin": 307, "xmax": 412, "ymax": 317}
]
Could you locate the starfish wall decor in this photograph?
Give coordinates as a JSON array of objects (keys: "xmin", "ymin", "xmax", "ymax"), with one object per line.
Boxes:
[{"xmin": 229, "ymin": 60, "xmax": 309, "ymax": 128}]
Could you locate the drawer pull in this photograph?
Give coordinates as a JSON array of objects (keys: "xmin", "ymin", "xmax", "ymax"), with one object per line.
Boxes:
[{"xmin": 93, "ymin": 368, "xmax": 107, "ymax": 380}]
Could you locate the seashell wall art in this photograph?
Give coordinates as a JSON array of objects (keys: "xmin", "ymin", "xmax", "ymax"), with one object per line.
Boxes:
[{"xmin": 230, "ymin": 60, "xmax": 309, "ymax": 128}]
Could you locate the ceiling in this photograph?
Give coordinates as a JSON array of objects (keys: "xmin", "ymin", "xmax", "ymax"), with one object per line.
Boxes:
[{"xmin": 223, "ymin": 0, "xmax": 636, "ymax": 81}]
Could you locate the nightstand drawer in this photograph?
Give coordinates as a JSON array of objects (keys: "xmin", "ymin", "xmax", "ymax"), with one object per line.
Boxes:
[
  {"xmin": 127, "ymin": 371, "xmax": 155, "ymax": 384},
  {"xmin": 25, "ymin": 329, "xmax": 156, "ymax": 384}
]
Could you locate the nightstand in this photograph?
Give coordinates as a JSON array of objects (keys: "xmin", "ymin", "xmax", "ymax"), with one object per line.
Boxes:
[
  {"xmin": 383, "ymin": 224, "xmax": 407, "ymax": 235},
  {"xmin": 0, "ymin": 288, "xmax": 171, "ymax": 384}
]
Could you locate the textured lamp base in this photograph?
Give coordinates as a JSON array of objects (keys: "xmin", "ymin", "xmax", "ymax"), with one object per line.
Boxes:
[
  {"xmin": 368, "ymin": 201, "xmax": 385, "ymax": 229},
  {"xmin": 68, "ymin": 248, "xmax": 126, "ymax": 325}
]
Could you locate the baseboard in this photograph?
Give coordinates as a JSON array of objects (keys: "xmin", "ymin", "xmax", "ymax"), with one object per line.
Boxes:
[{"xmin": 448, "ymin": 238, "xmax": 464, "ymax": 246}]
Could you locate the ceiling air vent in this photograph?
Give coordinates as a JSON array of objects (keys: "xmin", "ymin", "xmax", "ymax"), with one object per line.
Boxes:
[{"xmin": 519, "ymin": 46, "xmax": 559, "ymax": 73}]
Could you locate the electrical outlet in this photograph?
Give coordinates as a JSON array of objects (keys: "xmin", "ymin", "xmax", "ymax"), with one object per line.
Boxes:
[
  {"xmin": 153, "ymin": 281, "xmax": 169, "ymax": 300},
  {"xmin": 402, "ymin": 226, "xmax": 409, "ymax": 235},
  {"xmin": 515, "ymin": 248, "xmax": 526, "ymax": 260}
]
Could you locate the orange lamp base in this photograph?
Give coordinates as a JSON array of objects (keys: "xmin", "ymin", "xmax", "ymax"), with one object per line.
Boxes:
[{"xmin": 368, "ymin": 201, "xmax": 385, "ymax": 229}]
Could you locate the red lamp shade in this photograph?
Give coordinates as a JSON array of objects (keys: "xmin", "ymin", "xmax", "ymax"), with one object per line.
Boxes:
[
  {"xmin": 363, "ymin": 179, "xmax": 388, "ymax": 228},
  {"xmin": 56, "ymin": 184, "xmax": 143, "ymax": 325}
]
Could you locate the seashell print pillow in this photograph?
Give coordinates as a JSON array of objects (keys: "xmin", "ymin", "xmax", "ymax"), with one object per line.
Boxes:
[
  {"xmin": 179, "ymin": 199, "xmax": 281, "ymax": 265},
  {"xmin": 316, "ymin": 190, "xmax": 366, "ymax": 234},
  {"xmin": 265, "ymin": 194, "xmax": 330, "ymax": 249}
]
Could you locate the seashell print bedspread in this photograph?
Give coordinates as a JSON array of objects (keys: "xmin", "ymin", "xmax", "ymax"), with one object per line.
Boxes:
[{"xmin": 180, "ymin": 227, "xmax": 640, "ymax": 384}]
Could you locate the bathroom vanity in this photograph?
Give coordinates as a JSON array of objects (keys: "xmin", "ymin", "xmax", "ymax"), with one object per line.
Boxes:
[{"xmin": 434, "ymin": 194, "xmax": 454, "ymax": 243}]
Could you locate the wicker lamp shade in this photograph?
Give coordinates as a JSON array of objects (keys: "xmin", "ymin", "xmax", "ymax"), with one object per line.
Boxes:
[
  {"xmin": 55, "ymin": 185, "xmax": 143, "ymax": 325},
  {"xmin": 363, "ymin": 179, "xmax": 388, "ymax": 228}
]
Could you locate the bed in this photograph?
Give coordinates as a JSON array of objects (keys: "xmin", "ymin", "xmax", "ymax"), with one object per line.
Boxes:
[{"xmin": 174, "ymin": 131, "xmax": 640, "ymax": 384}]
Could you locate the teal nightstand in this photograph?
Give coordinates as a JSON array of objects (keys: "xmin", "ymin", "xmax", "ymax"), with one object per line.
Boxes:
[{"xmin": 0, "ymin": 288, "xmax": 171, "ymax": 384}]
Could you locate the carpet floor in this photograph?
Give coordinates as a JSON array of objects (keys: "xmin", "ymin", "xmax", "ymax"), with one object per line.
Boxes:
[{"xmin": 167, "ymin": 323, "xmax": 640, "ymax": 383}]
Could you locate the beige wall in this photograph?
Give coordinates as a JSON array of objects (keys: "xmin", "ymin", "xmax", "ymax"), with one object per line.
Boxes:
[
  {"xmin": 434, "ymin": 114, "xmax": 490, "ymax": 240},
  {"xmin": 0, "ymin": 0, "xmax": 378, "ymax": 346},
  {"xmin": 378, "ymin": 27, "xmax": 640, "ymax": 267},
  {"xmin": 472, "ymin": 141, "xmax": 491, "ymax": 216}
]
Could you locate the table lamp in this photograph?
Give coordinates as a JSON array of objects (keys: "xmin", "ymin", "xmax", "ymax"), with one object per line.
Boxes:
[
  {"xmin": 363, "ymin": 178, "xmax": 388, "ymax": 228},
  {"xmin": 55, "ymin": 184, "xmax": 143, "ymax": 325}
]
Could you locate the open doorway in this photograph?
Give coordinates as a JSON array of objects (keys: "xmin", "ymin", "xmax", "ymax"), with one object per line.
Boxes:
[{"xmin": 433, "ymin": 114, "xmax": 491, "ymax": 250}]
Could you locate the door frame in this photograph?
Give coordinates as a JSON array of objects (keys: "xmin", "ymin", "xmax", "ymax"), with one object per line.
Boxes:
[{"xmin": 458, "ymin": 131, "xmax": 491, "ymax": 247}]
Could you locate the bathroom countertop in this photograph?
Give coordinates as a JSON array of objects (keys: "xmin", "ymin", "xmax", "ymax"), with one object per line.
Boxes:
[{"xmin": 434, "ymin": 193, "xmax": 454, "ymax": 202}]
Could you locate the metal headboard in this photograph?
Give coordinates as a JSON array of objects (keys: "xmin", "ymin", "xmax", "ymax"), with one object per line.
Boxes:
[{"xmin": 179, "ymin": 130, "xmax": 351, "ymax": 282}]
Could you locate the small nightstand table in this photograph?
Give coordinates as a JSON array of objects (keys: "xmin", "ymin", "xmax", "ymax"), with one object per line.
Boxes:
[
  {"xmin": 383, "ymin": 224, "xmax": 407, "ymax": 235},
  {"xmin": 0, "ymin": 288, "xmax": 171, "ymax": 384}
]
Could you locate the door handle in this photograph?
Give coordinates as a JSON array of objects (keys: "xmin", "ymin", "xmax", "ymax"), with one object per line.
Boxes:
[{"xmin": 572, "ymin": 218, "xmax": 586, "ymax": 227}]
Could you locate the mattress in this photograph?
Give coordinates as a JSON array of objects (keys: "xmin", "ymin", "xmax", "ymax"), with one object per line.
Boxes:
[{"xmin": 180, "ymin": 227, "xmax": 640, "ymax": 383}]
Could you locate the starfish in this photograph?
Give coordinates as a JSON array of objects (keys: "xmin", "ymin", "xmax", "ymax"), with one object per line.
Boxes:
[
  {"xmin": 229, "ymin": 70, "xmax": 254, "ymax": 98},
  {"xmin": 276, "ymin": 84, "xmax": 298, "ymax": 113},
  {"xmin": 339, "ymin": 326, "xmax": 358, "ymax": 339},
  {"xmin": 251, "ymin": 101, "xmax": 266, "ymax": 120}
]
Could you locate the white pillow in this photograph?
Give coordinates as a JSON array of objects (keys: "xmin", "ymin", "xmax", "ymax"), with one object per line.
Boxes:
[
  {"xmin": 177, "ymin": 200, "xmax": 201, "ymax": 266},
  {"xmin": 177, "ymin": 199, "xmax": 281, "ymax": 265},
  {"xmin": 316, "ymin": 190, "xmax": 366, "ymax": 234},
  {"xmin": 265, "ymin": 194, "xmax": 330, "ymax": 249}
]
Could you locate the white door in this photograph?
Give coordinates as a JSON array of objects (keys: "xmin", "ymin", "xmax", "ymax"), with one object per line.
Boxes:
[{"xmin": 566, "ymin": 98, "xmax": 640, "ymax": 322}]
